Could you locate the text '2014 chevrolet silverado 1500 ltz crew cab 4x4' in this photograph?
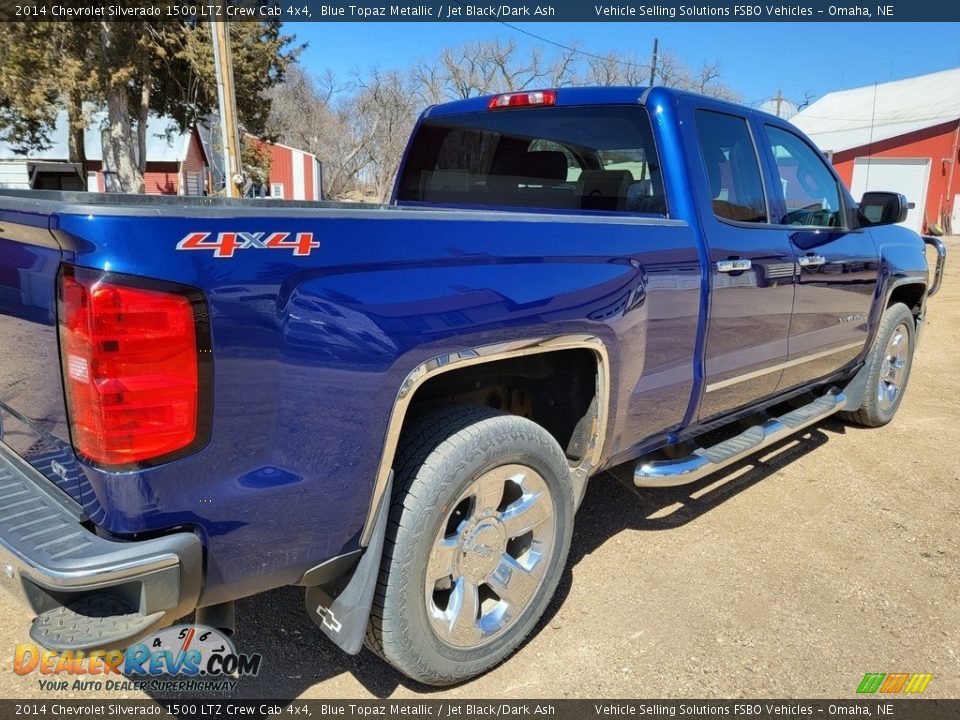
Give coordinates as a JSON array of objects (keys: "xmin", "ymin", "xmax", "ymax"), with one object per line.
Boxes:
[{"xmin": 0, "ymin": 87, "xmax": 946, "ymax": 685}]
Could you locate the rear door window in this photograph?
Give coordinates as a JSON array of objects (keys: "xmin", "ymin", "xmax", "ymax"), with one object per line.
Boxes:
[
  {"xmin": 693, "ymin": 110, "xmax": 768, "ymax": 224},
  {"xmin": 396, "ymin": 105, "xmax": 667, "ymax": 216}
]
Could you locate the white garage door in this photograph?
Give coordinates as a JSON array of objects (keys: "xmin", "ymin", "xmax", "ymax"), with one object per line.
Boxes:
[{"xmin": 850, "ymin": 157, "xmax": 930, "ymax": 232}]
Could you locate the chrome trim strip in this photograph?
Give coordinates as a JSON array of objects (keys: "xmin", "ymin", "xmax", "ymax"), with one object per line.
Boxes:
[
  {"xmin": 704, "ymin": 341, "xmax": 864, "ymax": 393},
  {"xmin": 360, "ymin": 335, "xmax": 611, "ymax": 546},
  {"xmin": 922, "ymin": 236, "xmax": 946, "ymax": 298}
]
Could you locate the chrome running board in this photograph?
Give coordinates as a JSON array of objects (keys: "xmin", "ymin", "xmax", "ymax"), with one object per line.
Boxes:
[{"xmin": 634, "ymin": 390, "xmax": 846, "ymax": 488}]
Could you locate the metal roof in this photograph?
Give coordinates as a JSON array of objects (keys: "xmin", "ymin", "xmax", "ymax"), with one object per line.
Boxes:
[
  {"xmin": 790, "ymin": 67, "xmax": 960, "ymax": 153},
  {"xmin": 0, "ymin": 110, "xmax": 200, "ymax": 164}
]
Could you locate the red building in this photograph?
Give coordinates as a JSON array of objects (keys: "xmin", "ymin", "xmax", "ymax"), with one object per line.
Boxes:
[
  {"xmin": 87, "ymin": 124, "xmax": 209, "ymax": 195},
  {"xmin": 0, "ymin": 111, "xmax": 209, "ymax": 195},
  {"xmin": 792, "ymin": 68, "xmax": 960, "ymax": 234},
  {"xmin": 245, "ymin": 134, "xmax": 322, "ymax": 201}
]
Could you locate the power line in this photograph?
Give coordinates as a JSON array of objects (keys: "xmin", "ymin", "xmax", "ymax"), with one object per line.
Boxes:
[{"xmin": 442, "ymin": 7, "xmax": 649, "ymax": 73}]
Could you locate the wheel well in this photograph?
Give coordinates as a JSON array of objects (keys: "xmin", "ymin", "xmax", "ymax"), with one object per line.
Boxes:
[
  {"xmin": 887, "ymin": 283, "xmax": 926, "ymax": 317},
  {"xmin": 405, "ymin": 349, "xmax": 600, "ymax": 463}
]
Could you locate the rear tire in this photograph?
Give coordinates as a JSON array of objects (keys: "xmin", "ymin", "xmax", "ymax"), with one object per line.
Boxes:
[
  {"xmin": 365, "ymin": 406, "xmax": 574, "ymax": 686},
  {"xmin": 841, "ymin": 302, "xmax": 915, "ymax": 427}
]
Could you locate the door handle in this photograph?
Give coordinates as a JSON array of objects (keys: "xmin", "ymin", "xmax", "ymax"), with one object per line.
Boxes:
[
  {"xmin": 716, "ymin": 258, "xmax": 752, "ymax": 273},
  {"xmin": 798, "ymin": 254, "xmax": 826, "ymax": 268}
]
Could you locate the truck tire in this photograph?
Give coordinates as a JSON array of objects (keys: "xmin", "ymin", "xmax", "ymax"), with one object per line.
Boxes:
[
  {"xmin": 841, "ymin": 302, "xmax": 915, "ymax": 427},
  {"xmin": 365, "ymin": 406, "xmax": 574, "ymax": 685}
]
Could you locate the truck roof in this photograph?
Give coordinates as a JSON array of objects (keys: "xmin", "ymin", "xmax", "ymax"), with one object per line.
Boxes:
[
  {"xmin": 422, "ymin": 85, "xmax": 788, "ymax": 125},
  {"xmin": 424, "ymin": 86, "xmax": 653, "ymax": 118}
]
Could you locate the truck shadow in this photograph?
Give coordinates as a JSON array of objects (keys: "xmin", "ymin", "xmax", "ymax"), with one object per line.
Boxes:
[{"xmin": 148, "ymin": 417, "xmax": 847, "ymax": 703}]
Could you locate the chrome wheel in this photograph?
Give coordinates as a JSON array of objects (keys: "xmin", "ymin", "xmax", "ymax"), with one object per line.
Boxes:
[
  {"xmin": 877, "ymin": 322, "xmax": 910, "ymax": 411},
  {"xmin": 424, "ymin": 463, "xmax": 556, "ymax": 650}
]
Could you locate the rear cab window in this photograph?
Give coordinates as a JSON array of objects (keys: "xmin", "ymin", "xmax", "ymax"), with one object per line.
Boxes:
[{"xmin": 396, "ymin": 105, "xmax": 667, "ymax": 216}]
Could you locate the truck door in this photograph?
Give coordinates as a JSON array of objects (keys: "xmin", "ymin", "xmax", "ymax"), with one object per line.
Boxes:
[
  {"xmin": 755, "ymin": 121, "xmax": 878, "ymax": 391},
  {"xmin": 680, "ymin": 102, "xmax": 798, "ymax": 422}
]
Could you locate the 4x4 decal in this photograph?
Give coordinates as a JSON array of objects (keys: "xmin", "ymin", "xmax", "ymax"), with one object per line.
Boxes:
[{"xmin": 177, "ymin": 231, "xmax": 320, "ymax": 258}]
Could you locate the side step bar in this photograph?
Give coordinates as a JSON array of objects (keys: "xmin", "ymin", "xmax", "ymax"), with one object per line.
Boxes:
[{"xmin": 634, "ymin": 390, "xmax": 846, "ymax": 488}]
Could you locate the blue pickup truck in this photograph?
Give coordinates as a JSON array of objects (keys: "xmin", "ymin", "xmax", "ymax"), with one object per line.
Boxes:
[{"xmin": 0, "ymin": 86, "xmax": 946, "ymax": 685}]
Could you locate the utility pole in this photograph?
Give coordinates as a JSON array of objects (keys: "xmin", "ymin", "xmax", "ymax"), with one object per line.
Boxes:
[
  {"xmin": 774, "ymin": 89, "xmax": 784, "ymax": 117},
  {"xmin": 648, "ymin": 38, "xmax": 658, "ymax": 87},
  {"xmin": 210, "ymin": 5, "xmax": 243, "ymax": 198}
]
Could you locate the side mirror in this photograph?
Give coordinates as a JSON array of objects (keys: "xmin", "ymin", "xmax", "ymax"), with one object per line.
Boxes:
[{"xmin": 858, "ymin": 191, "xmax": 912, "ymax": 226}]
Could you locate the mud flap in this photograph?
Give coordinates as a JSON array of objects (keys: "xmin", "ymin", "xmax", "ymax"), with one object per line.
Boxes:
[
  {"xmin": 305, "ymin": 474, "xmax": 392, "ymax": 654},
  {"xmin": 841, "ymin": 362, "xmax": 870, "ymax": 412}
]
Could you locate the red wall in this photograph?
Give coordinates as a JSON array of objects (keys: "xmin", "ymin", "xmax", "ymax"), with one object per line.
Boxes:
[
  {"xmin": 92, "ymin": 161, "xmax": 179, "ymax": 195},
  {"xmin": 832, "ymin": 120, "xmax": 960, "ymax": 232},
  {"xmin": 267, "ymin": 143, "xmax": 294, "ymax": 199},
  {"xmin": 143, "ymin": 162, "xmax": 180, "ymax": 195},
  {"xmin": 87, "ymin": 161, "xmax": 105, "ymax": 192}
]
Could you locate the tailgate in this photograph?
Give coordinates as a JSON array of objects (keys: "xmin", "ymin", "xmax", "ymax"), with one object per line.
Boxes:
[{"xmin": 0, "ymin": 210, "xmax": 80, "ymax": 502}]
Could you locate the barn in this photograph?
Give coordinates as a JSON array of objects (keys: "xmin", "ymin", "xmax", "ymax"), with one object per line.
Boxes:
[
  {"xmin": 242, "ymin": 133, "xmax": 322, "ymax": 201},
  {"xmin": 0, "ymin": 111, "xmax": 209, "ymax": 195},
  {"xmin": 791, "ymin": 67, "xmax": 960, "ymax": 234}
]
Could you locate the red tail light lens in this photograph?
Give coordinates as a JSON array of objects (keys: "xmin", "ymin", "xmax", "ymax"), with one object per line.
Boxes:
[
  {"xmin": 487, "ymin": 90, "xmax": 557, "ymax": 110},
  {"xmin": 58, "ymin": 266, "xmax": 211, "ymax": 468}
]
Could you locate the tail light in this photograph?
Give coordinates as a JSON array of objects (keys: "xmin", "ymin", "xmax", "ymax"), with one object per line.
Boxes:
[
  {"xmin": 58, "ymin": 266, "xmax": 212, "ymax": 469},
  {"xmin": 487, "ymin": 90, "xmax": 557, "ymax": 110}
]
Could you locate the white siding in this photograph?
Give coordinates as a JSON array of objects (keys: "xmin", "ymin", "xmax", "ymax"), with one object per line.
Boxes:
[
  {"xmin": 292, "ymin": 150, "xmax": 305, "ymax": 200},
  {"xmin": 0, "ymin": 162, "xmax": 30, "ymax": 189}
]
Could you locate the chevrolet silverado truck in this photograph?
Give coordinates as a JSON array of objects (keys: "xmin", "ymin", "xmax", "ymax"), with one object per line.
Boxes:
[{"xmin": 0, "ymin": 87, "xmax": 946, "ymax": 685}]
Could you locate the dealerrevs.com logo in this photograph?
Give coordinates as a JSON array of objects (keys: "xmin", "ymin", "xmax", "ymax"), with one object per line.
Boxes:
[{"xmin": 14, "ymin": 625, "xmax": 262, "ymax": 693}]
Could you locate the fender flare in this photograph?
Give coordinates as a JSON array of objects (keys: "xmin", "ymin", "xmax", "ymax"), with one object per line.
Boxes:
[{"xmin": 358, "ymin": 334, "xmax": 611, "ymax": 547}]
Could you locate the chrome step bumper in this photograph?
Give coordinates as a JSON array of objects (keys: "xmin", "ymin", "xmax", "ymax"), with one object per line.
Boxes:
[
  {"xmin": 634, "ymin": 390, "xmax": 846, "ymax": 488},
  {"xmin": 0, "ymin": 442, "xmax": 202, "ymax": 651}
]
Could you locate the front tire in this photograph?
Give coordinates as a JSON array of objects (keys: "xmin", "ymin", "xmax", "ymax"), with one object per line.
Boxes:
[
  {"xmin": 842, "ymin": 302, "xmax": 915, "ymax": 427},
  {"xmin": 365, "ymin": 406, "xmax": 574, "ymax": 685}
]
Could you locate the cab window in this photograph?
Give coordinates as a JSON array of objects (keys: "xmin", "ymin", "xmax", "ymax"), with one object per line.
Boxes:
[
  {"xmin": 693, "ymin": 110, "xmax": 768, "ymax": 224},
  {"xmin": 765, "ymin": 125, "xmax": 845, "ymax": 228},
  {"xmin": 396, "ymin": 105, "xmax": 667, "ymax": 216}
]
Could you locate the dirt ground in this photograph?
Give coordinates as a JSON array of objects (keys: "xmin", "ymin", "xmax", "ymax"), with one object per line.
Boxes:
[{"xmin": 1, "ymin": 239, "xmax": 957, "ymax": 701}]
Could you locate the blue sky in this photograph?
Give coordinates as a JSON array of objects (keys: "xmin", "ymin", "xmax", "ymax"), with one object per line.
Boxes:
[{"xmin": 290, "ymin": 22, "xmax": 960, "ymax": 106}]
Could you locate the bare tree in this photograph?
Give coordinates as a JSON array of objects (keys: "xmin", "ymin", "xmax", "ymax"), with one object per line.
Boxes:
[
  {"xmin": 266, "ymin": 65, "xmax": 368, "ymax": 197},
  {"xmin": 268, "ymin": 37, "xmax": 740, "ymax": 201},
  {"xmin": 578, "ymin": 50, "xmax": 647, "ymax": 87},
  {"xmin": 353, "ymin": 68, "xmax": 420, "ymax": 200},
  {"xmin": 654, "ymin": 51, "xmax": 740, "ymax": 101}
]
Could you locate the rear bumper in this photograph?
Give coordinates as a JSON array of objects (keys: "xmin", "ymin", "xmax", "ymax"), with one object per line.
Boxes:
[{"xmin": 0, "ymin": 442, "xmax": 202, "ymax": 650}]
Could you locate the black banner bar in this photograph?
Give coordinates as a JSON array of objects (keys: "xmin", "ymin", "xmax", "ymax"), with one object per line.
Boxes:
[
  {"xmin": 1, "ymin": 700, "xmax": 958, "ymax": 720},
  {"xmin": 1, "ymin": 0, "xmax": 959, "ymax": 22}
]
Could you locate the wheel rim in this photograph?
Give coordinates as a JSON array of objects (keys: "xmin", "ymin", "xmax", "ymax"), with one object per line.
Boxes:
[
  {"xmin": 424, "ymin": 463, "xmax": 556, "ymax": 650},
  {"xmin": 877, "ymin": 322, "xmax": 910, "ymax": 411}
]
